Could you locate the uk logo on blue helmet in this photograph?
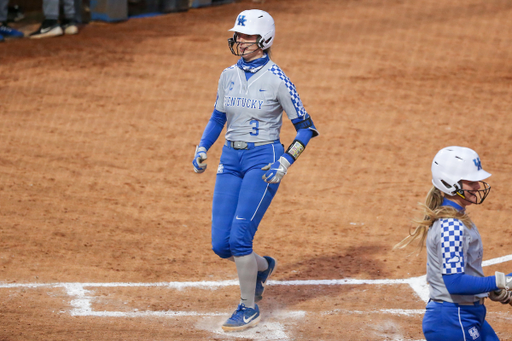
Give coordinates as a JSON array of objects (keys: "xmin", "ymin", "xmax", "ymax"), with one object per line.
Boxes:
[{"xmin": 237, "ymin": 15, "xmax": 246, "ymax": 26}]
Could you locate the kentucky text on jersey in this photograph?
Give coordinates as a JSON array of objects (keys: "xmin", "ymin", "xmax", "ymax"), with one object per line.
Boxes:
[{"xmin": 224, "ymin": 96, "xmax": 264, "ymax": 109}]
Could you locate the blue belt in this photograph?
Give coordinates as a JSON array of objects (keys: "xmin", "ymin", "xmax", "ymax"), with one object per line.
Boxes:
[{"xmin": 225, "ymin": 140, "xmax": 277, "ymax": 150}]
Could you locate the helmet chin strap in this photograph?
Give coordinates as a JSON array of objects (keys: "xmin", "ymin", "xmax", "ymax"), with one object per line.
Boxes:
[{"xmin": 455, "ymin": 189, "xmax": 469, "ymax": 202}]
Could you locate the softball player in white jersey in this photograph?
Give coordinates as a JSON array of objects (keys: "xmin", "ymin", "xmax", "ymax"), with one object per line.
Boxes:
[
  {"xmin": 395, "ymin": 146, "xmax": 512, "ymax": 340},
  {"xmin": 192, "ymin": 9, "xmax": 318, "ymax": 331}
]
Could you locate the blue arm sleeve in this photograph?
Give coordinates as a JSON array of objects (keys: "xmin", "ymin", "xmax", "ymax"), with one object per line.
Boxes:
[
  {"xmin": 199, "ymin": 109, "xmax": 227, "ymax": 151},
  {"xmin": 443, "ymin": 273, "xmax": 498, "ymax": 295},
  {"xmin": 292, "ymin": 115, "xmax": 319, "ymax": 137},
  {"xmin": 281, "ymin": 117, "xmax": 316, "ymax": 165}
]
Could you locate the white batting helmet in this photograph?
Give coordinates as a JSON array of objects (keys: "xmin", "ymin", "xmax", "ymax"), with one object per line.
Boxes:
[
  {"xmin": 431, "ymin": 146, "xmax": 491, "ymax": 203},
  {"xmin": 228, "ymin": 9, "xmax": 275, "ymax": 50}
]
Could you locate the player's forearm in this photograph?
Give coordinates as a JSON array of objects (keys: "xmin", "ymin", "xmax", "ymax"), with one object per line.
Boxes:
[
  {"xmin": 199, "ymin": 109, "xmax": 227, "ymax": 150},
  {"xmin": 283, "ymin": 116, "xmax": 318, "ymax": 166},
  {"xmin": 281, "ymin": 129, "xmax": 312, "ymax": 166},
  {"xmin": 443, "ymin": 273, "xmax": 499, "ymax": 295}
]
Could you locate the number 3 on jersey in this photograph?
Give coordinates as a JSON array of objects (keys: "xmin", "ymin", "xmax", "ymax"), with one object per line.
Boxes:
[{"xmin": 250, "ymin": 119, "xmax": 259, "ymax": 136}]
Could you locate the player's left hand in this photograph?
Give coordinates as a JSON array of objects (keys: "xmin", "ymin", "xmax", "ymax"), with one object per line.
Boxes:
[
  {"xmin": 262, "ymin": 156, "xmax": 290, "ymax": 184},
  {"xmin": 192, "ymin": 146, "xmax": 208, "ymax": 173},
  {"xmin": 489, "ymin": 289, "xmax": 512, "ymax": 304}
]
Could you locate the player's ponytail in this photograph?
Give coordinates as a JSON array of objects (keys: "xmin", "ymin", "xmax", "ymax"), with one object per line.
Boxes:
[{"xmin": 393, "ymin": 186, "xmax": 473, "ymax": 252}]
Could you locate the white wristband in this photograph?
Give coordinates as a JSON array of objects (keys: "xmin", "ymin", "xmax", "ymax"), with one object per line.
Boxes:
[{"xmin": 495, "ymin": 271, "xmax": 512, "ymax": 290}]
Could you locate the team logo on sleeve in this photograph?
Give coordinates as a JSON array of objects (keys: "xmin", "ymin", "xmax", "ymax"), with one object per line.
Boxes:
[
  {"xmin": 441, "ymin": 219, "xmax": 465, "ymax": 274},
  {"xmin": 217, "ymin": 164, "xmax": 224, "ymax": 174}
]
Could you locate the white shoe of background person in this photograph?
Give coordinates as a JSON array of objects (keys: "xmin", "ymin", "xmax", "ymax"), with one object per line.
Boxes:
[
  {"xmin": 61, "ymin": 19, "xmax": 78, "ymax": 35},
  {"xmin": 29, "ymin": 19, "xmax": 63, "ymax": 39}
]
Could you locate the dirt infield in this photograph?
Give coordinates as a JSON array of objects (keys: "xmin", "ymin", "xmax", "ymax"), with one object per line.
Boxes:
[{"xmin": 1, "ymin": 0, "xmax": 512, "ymax": 339}]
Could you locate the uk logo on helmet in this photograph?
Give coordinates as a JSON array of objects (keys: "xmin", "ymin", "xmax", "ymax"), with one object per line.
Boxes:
[
  {"xmin": 237, "ymin": 15, "xmax": 247, "ymax": 26},
  {"xmin": 473, "ymin": 158, "xmax": 482, "ymax": 170}
]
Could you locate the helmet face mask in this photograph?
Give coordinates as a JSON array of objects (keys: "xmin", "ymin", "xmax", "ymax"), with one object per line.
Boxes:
[
  {"xmin": 228, "ymin": 33, "xmax": 261, "ymax": 57},
  {"xmin": 454, "ymin": 180, "xmax": 491, "ymax": 205},
  {"xmin": 227, "ymin": 9, "xmax": 275, "ymax": 57},
  {"xmin": 431, "ymin": 146, "xmax": 491, "ymax": 205}
]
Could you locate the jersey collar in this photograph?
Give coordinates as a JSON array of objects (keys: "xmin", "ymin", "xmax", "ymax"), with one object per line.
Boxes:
[
  {"xmin": 441, "ymin": 198, "xmax": 464, "ymax": 212},
  {"xmin": 236, "ymin": 54, "xmax": 269, "ymax": 73}
]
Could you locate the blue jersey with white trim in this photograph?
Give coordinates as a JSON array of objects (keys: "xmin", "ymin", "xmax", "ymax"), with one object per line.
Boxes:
[
  {"xmin": 214, "ymin": 60, "xmax": 308, "ymax": 142},
  {"xmin": 426, "ymin": 217, "xmax": 486, "ymax": 303}
]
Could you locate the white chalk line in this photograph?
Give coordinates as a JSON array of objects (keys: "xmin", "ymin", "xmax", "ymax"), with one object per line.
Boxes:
[
  {"xmin": 0, "ymin": 278, "xmax": 412, "ymax": 289},
  {"xmin": 1, "ymin": 251, "xmax": 510, "ymax": 290},
  {"xmin": 0, "ymin": 254, "xmax": 510, "ymax": 341}
]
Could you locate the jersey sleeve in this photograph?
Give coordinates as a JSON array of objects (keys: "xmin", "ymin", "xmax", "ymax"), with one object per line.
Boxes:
[
  {"xmin": 214, "ymin": 69, "xmax": 229, "ymax": 113},
  {"xmin": 440, "ymin": 218, "xmax": 465, "ymax": 275},
  {"xmin": 270, "ymin": 65, "xmax": 308, "ymax": 120}
]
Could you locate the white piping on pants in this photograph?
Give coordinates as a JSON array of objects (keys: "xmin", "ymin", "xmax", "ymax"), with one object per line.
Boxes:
[
  {"xmin": 250, "ymin": 144, "xmax": 276, "ymax": 221},
  {"xmin": 458, "ymin": 307, "xmax": 467, "ymax": 341}
]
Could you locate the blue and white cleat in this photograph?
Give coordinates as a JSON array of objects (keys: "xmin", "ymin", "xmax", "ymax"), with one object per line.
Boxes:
[
  {"xmin": 222, "ymin": 303, "xmax": 261, "ymax": 331},
  {"xmin": 0, "ymin": 23, "xmax": 24, "ymax": 38},
  {"xmin": 255, "ymin": 256, "xmax": 277, "ymax": 302}
]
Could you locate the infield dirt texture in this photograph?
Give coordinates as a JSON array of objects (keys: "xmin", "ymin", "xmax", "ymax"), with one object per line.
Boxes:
[{"xmin": 1, "ymin": 0, "xmax": 512, "ymax": 340}]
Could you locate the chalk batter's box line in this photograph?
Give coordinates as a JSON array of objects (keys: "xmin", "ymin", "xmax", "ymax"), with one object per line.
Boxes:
[
  {"xmin": 0, "ymin": 254, "xmax": 508, "ymax": 325},
  {"xmin": 0, "ymin": 253, "xmax": 510, "ymax": 290},
  {"xmin": 0, "ymin": 278, "xmax": 411, "ymax": 289}
]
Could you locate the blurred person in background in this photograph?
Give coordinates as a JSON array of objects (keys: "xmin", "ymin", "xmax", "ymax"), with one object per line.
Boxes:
[
  {"xmin": 0, "ymin": 0, "xmax": 24, "ymax": 41},
  {"xmin": 29, "ymin": 0, "xmax": 78, "ymax": 39}
]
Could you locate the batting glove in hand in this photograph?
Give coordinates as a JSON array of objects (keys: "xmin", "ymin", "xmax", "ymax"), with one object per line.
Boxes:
[
  {"xmin": 262, "ymin": 156, "xmax": 290, "ymax": 184},
  {"xmin": 192, "ymin": 146, "xmax": 207, "ymax": 173},
  {"xmin": 489, "ymin": 289, "xmax": 512, "ymax": 304},
  {"xmin": 495, "ymin": 271, "xmax": 512, "ymax": 290}
]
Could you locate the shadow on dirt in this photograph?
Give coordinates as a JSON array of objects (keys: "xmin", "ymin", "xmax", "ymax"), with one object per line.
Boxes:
[
  {"xmin": 278, "ymin": 244, "xmax": 392, "ymax": 280},
  {"xmin": 261, "ymin": 244, "xmax": 395, "ymax": 310}
]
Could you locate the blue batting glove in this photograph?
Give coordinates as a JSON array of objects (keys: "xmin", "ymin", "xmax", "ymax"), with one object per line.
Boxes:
[
  {"xmin": 262, "ymin": 156, "xmax": 290, "ymax": 184},
  {"xmin": 192, "ymin": 146, "xmax": 207, "ymax": 173}
]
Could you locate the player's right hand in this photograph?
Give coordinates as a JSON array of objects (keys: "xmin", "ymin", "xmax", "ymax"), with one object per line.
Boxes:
[
  {"xmin": 193, "ymin": 146, "xmax": 207, "ymax": 173},
  {"xmin": 489, "ymin": 289, "xmax": 512, "ymax": 304},
  {"xmin": 495, "ymin": 271, "xmax": 512, "ymax": 290}
]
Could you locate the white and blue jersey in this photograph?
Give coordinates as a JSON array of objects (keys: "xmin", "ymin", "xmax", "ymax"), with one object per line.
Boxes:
[
  {"xmin": 426, "ymin": 215, "xmax": 486, "ymax": 304},
  {"xmin": 214, "ymin": 60, "xmax": 314, "ymax": 143},
  {"xmin": 422, "ymin": 198, "xmax": 499, "ymax": 341}
]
